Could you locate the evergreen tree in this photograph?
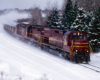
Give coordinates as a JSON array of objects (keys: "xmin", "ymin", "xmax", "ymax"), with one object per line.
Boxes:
[
  {"xmin": 89, "ymin": 7, "xmax": 100, "ymax": 51},
  {"xmin": 46, "ymin": 8, "xmax": 61, "ymax": 28},
  {"xmin": 46, "ymin": 15, "xmax": 52, "ymax": 27},
  {"xmin": 62, "ymin": 0, "xmax": 74, "ymax": 29},
  {"xmin": 73, "ymin": 1, "xmax": 79, "ymax": 21},
  {"xmin": 86, "ymin": 11, "xmax": 94, "ymax": 40},
  {"xmin": 71, "ymin": 8, "xmax": 88, "ymax": 32}
]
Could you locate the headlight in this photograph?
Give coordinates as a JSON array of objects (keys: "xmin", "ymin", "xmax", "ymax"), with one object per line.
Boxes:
[
  {"xmin": 87, "ymin": 50, "xmax": 89, "ymax": 52},
  {"xmin": 76, "ymin": 50, "xmax": 78, "ymax": 52}
]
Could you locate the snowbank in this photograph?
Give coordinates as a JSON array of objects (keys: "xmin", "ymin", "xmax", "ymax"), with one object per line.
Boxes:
[{"xmin": 90, "ymin": 52, "xmax": 100, "ymax": 67}]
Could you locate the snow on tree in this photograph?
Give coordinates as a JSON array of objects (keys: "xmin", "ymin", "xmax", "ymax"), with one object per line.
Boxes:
[
  {"xmin": 46, "ymin": 8, "xmax": 61, "ymax": 28},
  {"xmin": 71, "ymin": 8, "xmax": 88, "ymax": 32},
  {"xmin": 89, "ymin": 7, "xmax": 100, "ymax": 51},
  {"xmin": 73, "ymin": 1, "xmax": 79, "ymax": 21},
  {"xmin": 62, "ymin": 0, "xmax": 74, "ymax": 29},
  {"xmin": 85, "ymin": 11, "xmax": 94, "ymax": 40}
]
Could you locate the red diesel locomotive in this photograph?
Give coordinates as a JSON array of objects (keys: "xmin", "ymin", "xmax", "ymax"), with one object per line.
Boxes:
[{"xmin": 4, "ymin": 23, "xmax": 92, "ymax": 63}]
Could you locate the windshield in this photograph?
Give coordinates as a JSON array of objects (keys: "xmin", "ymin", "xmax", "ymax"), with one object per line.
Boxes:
[{"xmin": 69, "ymin": 36, "xmax": 86, "ymax": 40}]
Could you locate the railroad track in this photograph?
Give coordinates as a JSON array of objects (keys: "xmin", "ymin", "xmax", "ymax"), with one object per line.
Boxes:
[{"xmin": 79, "ymin": 64, "xmax": 100, "ymax": 73}]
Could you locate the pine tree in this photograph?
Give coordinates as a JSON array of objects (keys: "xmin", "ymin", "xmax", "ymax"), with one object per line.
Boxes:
[
  {"xmin": 86, "ymin": 11, "xmax": 94, "ymax": 40},
  {"xmin": 46, "ymin": 15, "xmax": 52, "ymax": 27},
  {"xmin": 71, "ymin": 8, "xmax": 88, "ymax": 32},
  {"xmin": 73, "ymin": 1, "xmax": 79, "ymax": 21},
  {"xmin": 62, "ymin": 0, "xmax": 74, "ymax": 29},
  {"xmin": 89, "ymin": 7, "xmax": 100, "ymax": 51},
  {"xmin": 46, "ymin": 8, "xmax": 61, "ymax": 28}
]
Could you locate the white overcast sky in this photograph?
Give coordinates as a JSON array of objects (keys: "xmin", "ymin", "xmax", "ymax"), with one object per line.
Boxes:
[{"xmin": 0, "ymin": 0, "xmax": 63, "ymax": 10}]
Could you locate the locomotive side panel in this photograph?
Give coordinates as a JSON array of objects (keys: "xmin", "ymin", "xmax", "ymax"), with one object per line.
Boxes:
[
  {"xmin": 44, "ymin": 28, "xmax": 51, "ymax": 37},
  {"xmin": 31, "ymin": 27, "xmax": 38, "ymax": 40},
  {"xmin": 30, "ymin": 26, "xmax": 42, "ymax": 41},
  {"xmin": 16, "ymin": 24, "xmax": 29, "ymax": 38},
  {"xmin": 35, "ymin": 27, "xmax": 41, "ymax": 41},
  {"xmin": 4, "ymin": 24, "xmax": 15, "ymax": 35},
  {"xmin": 43, "ymin": 28, "xmax": 51, "ymax": 44},
  {"xmin": 11, "ymin": 26, "xmax": 15, "ymax": 35},
  {"xmin": 49, "ymin": 29, "xmax": 64, "ymax": 48}
]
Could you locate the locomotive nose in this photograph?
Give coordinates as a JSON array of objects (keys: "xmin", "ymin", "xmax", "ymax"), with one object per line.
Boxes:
[
  {"xmin": 73, "ymin": 40, "xmax": 89, "ymax": 52},
  {"xmin": 71, "ymin": 40, "xmax": 90, "ymax": 63}
]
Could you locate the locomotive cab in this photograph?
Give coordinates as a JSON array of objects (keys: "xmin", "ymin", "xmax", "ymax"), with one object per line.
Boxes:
[{"xmin": 65, "ymin": 31, "xmax": 90, "ymax": 63}]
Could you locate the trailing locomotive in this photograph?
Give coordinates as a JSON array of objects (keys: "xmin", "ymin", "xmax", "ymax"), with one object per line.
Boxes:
[{"xmin": 4, "ymin": 23, "xmax": 92, "ymax": 63}]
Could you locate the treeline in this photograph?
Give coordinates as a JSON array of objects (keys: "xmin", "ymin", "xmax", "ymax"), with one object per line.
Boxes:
[{"xmin": 30, "ymin": 0, "xmax": 100, "ymax": 52}]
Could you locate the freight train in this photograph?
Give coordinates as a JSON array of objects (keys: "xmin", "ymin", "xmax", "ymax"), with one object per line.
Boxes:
[{"xmin": 4, "ymin": 23, "xmax": 92, "ymax": 63}]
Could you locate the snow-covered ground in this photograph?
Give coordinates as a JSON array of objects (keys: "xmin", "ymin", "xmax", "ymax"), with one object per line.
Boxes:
[
  {"xmin": 0, "ymin": 11, "xmax": 100, "ymax": 80},
  {"xmin": 90, "ymin": 53, "xmax": 100, "ymax": 67}
]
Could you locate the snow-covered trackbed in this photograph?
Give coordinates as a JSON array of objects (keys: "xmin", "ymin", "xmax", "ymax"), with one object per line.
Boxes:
[{"xmin": 79, "ymin": 64, "xmax": 100, "ymax": 73}]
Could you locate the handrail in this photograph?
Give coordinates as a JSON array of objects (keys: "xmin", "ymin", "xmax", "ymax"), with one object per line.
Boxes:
[
  {"xmin": 38, "ymin": 36, "xmax": 43, "ymax": 46},
  {"xmin": 89, "ymin": 43, "xmax": 93, "ymax": 52},
  {"xmin": 70, "ymin": 41, "xmax": 74, "ymax": 61}
]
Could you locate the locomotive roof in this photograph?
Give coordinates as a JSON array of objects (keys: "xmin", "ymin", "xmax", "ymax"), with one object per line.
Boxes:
[
  {"xmin": 64, "ymin": 30, "xmax": 87, "ymax": 35},
  {"xmin": 31, "ymin": 25, "xmax": 81, "ymax": 34},
  {"xmin": 17, "ymin": 23, "xmax": 82, "ymax": 34},
  {"xmin": 64, "ymin": 31, "xmax": 72, "ymax": 35}
]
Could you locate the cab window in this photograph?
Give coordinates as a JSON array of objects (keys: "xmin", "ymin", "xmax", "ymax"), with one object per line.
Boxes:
[
  {"xmin": 72, "ymin": 36, "xmax": 77, "ymax": 39},
  {"xmin": 78, "ymin": 36, "xmax": 82, "ymax": 39},
  {"xmin": 84, "ymin": 36, "xmax": 86, "ymax": 40}
]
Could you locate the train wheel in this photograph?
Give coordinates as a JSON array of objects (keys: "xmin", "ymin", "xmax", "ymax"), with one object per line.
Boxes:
[
  {"xmin": 75, "ymin": 55, "xmax": 79, "ymax": 63},
  {"xmin": 85, "ymin": 56, "xmax": 88, "ymax": 63},
  {"xmin": 72, "ymin": 55, "xmax": 75, "ymax": 62},
  {"xmin": 44, "ymin": 46, "xmax": 47, "ymax": 50},
  {"xmin": 40, "ymin": 45, "xmax": 44, "ymax": 50},
  {"xmin": 59, "ymin": 51, "xmax": 64, "ymax": 58},
  {"xmin": 59, "ymin": 53, "xmax": 63, "ymax": 57},
  {"xmin": 88, "ymin": 55, "xmax": 90, "ymax": 61},
  {"xmin": 46, "ymin": 46, "xmax": 49, "ymax": 52},
  {"xmin": 42, "ymin": 45, "xmax": 45, "ymax": 50},
  {"xmin": 59, "ymin": 52, "xmax": 67, "ymax": 59},
  {"xmin": 66, "ymin": 53, "xmax": 70, "ymax": 60},
  {"xmin": 63, "ymin": 52, "xmax": 67, "ymax": 59},
  {"xmin": 42, "ymin": 45, "xmax": 49, "ymax": 52},
  {"xmin": 31, "ymin": 41, "xmax": 35, "ymax": 45}
]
